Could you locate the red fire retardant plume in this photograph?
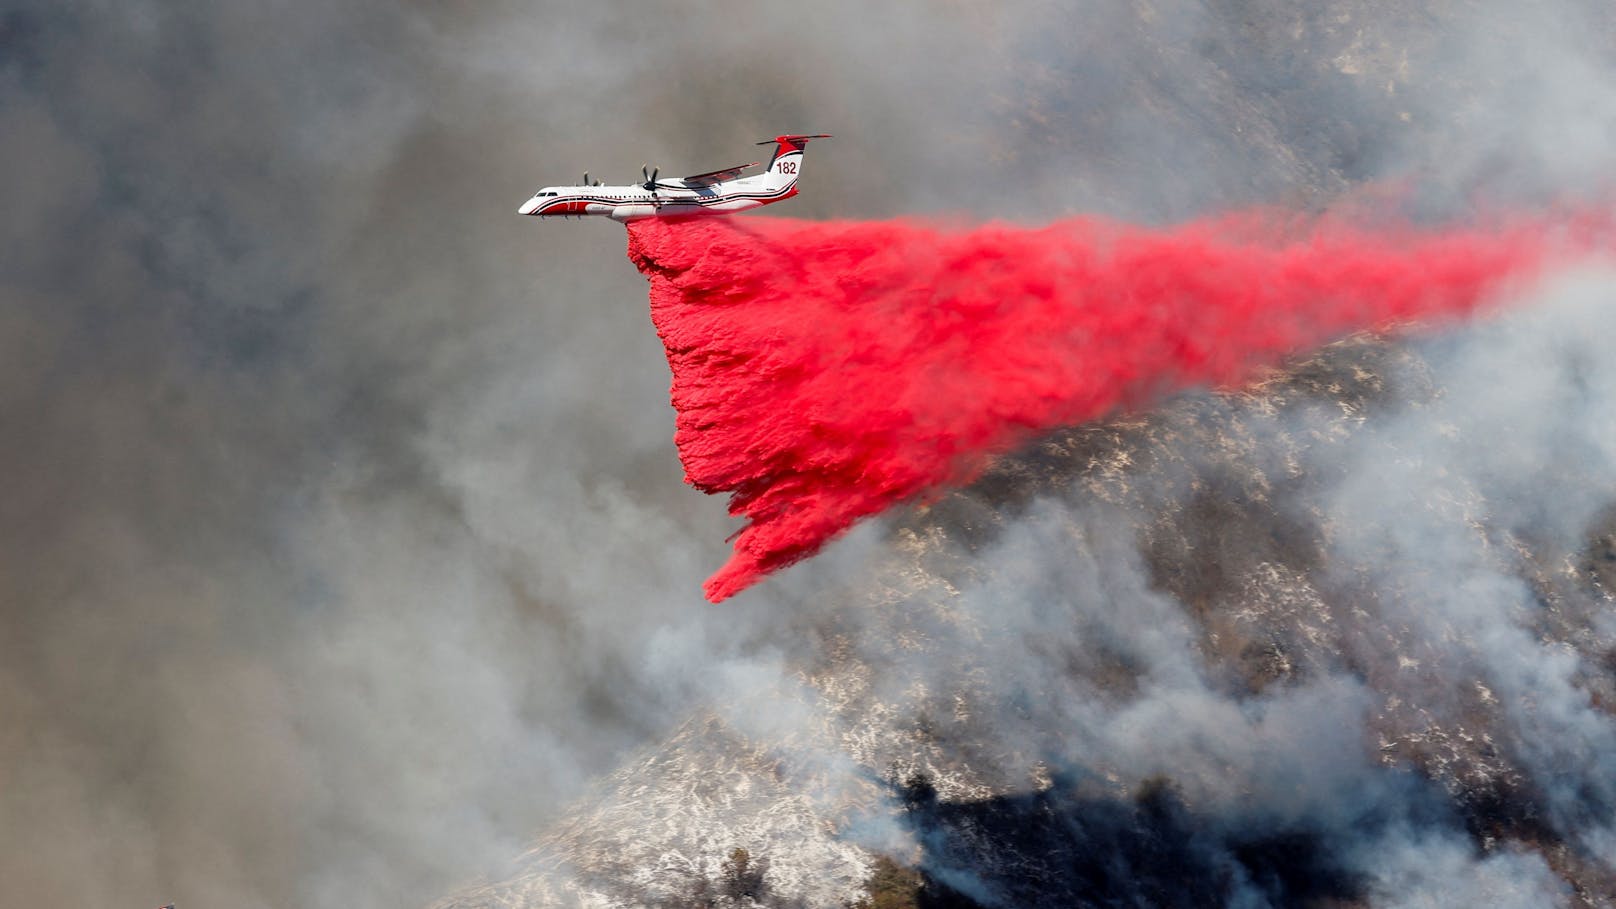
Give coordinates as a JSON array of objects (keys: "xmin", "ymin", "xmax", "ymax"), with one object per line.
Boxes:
[{"xmin": 627, "ymin": 213, "xmax": 1577, "ymax": 602}]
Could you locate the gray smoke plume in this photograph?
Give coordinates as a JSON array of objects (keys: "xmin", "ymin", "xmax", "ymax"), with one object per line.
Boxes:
[
  {"xmin": 5, "ymin": 1, "xmax": 1616, "ymax": 908},
  {"xmin": 837, "ymin": 272, "xmax": 1616, "ymax": 905}
]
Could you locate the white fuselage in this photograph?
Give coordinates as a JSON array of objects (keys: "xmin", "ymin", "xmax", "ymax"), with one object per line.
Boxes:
[{"xmin": 519, "ymin": 150, "xmax": 806, "ymax": 222}]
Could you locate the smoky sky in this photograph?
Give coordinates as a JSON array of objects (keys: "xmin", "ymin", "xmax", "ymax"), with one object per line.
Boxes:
[{"xmin": 5, "ymin": 1, "xmax": 1616, "ymax": 908}]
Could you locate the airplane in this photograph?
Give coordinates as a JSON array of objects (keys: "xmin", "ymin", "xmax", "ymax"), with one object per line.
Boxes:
[{"xmin": 517, "ymin": 134, "xmax": 830, "ymax": 221}]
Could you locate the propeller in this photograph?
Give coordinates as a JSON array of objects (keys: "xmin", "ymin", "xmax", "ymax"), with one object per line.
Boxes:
[
  {"xmin": 642, "ymin": 164, "xmax": 660, "ymax": 190},
  {"xmin": 583, "ymin": 171, "xmax": 589, "ymax": 186}
]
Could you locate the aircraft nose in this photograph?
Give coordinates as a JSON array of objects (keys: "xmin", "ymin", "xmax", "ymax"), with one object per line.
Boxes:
[{"xmin": 518, "ymin": 196, "xmax": 541, "ymax": 215}]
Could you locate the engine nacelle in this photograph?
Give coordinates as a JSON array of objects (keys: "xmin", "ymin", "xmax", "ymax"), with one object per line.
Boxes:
[{"xmin": 608, "ymin": 204, "xmax": 658, "ymax": 222}]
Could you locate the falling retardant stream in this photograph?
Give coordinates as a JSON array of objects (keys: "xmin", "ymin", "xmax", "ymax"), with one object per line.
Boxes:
[{"xmin": 626, "ymin": 211, "xmax": 1600, "ymax": 601}]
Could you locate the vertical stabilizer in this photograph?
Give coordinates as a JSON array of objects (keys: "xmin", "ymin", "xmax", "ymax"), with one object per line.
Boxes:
[{"xmin": 756, "ymin": 134, "xmax": 831, "ymax": 191}]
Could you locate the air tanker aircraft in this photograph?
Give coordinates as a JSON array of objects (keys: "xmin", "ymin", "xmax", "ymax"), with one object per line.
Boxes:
[{"xmin": 518, "ymin": 134, "xmax": 830, "ymax": 221}]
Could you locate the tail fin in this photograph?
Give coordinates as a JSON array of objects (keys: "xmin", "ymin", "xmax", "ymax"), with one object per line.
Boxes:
[{"xmin": 756, "ymin": 134, "xmax": 830, "ymax": 188}]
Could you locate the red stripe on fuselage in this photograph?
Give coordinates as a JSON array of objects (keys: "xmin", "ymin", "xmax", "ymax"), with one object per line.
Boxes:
[{"xmin": 537, "ymin": 199, "xmax": 590, "ymax": 216}]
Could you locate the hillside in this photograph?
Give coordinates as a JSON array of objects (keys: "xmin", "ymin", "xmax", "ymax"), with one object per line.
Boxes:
[{"xmin": 439, "ymin": 296, "xmax": 1616, "ymax": 907}]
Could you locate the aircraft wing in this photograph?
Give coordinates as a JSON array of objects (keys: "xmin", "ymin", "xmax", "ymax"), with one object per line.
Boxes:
[{"xmin": 668, "ymin": 162, "xmax": 759, "ymax": 187}]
